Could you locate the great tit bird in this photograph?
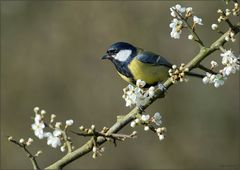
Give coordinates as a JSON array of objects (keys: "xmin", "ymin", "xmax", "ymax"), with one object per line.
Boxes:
[{"xmin": 101, "ymin": 42, "xmax": 203, "ymax": 87}]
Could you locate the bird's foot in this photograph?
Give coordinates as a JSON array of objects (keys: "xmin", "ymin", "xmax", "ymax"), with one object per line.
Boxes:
[{"xmin": 157, "ymin": 83, "xmax": 167, "ymax": 93}]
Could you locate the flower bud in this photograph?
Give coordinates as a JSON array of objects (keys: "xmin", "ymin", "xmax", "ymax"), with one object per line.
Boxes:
[
  {"xmin": 8, "ymin": 136, "xmax": 13, "ymax": 141},
  {"xmin": 188, "ymin": 34, "xmax": 193, "ymax": 40},
  {"xmin": 211, "ymin": 24, "xmax": 218, "ymax": 30},
  {"xmin": 34, "ymin": 107, "xmax": 40, "ymax": 113},
  {"xmin": 79, "ymin": 126, "xmax": 84, "ymax": 131},
  {"xmin": 19, "ymin": 138, "xmax": 25, "ymax": 144}
]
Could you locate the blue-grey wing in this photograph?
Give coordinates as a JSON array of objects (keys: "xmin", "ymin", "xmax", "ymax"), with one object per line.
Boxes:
[{"xmin": 136, "ymin": 51, "xmax": 172, "ymax": 68}]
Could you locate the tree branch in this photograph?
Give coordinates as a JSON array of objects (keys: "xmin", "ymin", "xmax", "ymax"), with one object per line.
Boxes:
[{"xmin": 45, "ymin": 23, "xmax": 240, "ymax": 170}]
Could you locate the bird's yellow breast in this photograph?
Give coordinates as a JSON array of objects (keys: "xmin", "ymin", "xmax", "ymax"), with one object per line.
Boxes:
[
  {"xmin": 128, "ymin": 58, "xmax": 170, "ymax": 85},
  {"xmin": 117, "ymin": 72, "xmax": 132, "ymax": 84}
]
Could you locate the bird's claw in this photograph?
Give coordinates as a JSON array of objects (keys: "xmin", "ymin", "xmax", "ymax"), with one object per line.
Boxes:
[{"xmin": 157, "ymin": 83, "xmax": 167, "ymax": 93}]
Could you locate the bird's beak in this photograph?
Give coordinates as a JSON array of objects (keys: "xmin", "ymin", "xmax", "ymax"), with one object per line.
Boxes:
[{"xmin": 101, "ymin": 54, "xmax": 111, "ymax": 60}]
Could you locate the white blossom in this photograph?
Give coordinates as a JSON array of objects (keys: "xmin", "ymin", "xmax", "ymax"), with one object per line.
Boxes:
[
  {"xmin": 158, "ymin": 134, "xmax": 165, "ymax": 141},
  {"xmin": 169, "ymin": 18, "xmax": 183, "ymax": 39},
  {"xmin": 221, "ymin": 50, "xmax": 240, "ymax": 76},
  {"xmin": 55, "ymin": 122, "xmax": 62, "ymax": 128},
  {"xmin": 170, "ymin": 9, "xmax": 177, "ymax": 17},
  {"xmin": 225, "ymin": 35, "xmax": 230, "ymax": 41},
  {"xmin": 211, "ymin": 24, "xmax": 218, "ymax": 30},
  {"xmin": 130, "ymin": 121, "xmax": 136, "ymax": 128},
  {"xmin": 175, "ymin": 4, "xmax": 186, "ymax": 13},
  {"xmin": 60, "ymin": 145, "xmax": 66, "ymax": 152},
  {"xmin": 148, "ymin": 86, "xmax": 155, "ymax": 98},
  {"xmin": 47, "ymin": 133, "xmax": 61, "ymax": 148},
  {"xmin": 134, "ymin": 118, "xmax": 140, "ymax": 124},
  {"xmin": 66, "ymin": 119, "xmax": 74, "ymax": 126},
  {"xmin": 53, "ymin": 129, "xmax": 62, "ymax": 137},
  {"xmin": 193, "ymin": 16, "xmax": 203, "ymax": 25},
  {"xmin": 213, "ymin": 74, "xmax": 225, "ymax": 88},
  {"xmin": 51, "ymin": 114, "xmax": 56, "ymax": 120},
  {"xmin": 8, "ymin": 136, "xmax": 13, "ymax": 141},
  {"xmin": 144, "ymin": 126, "xmax": 150, "ymax": 131},
  {"xmin": 202, "ymin": 73, "xmax": 225, "ymax": 88},
  {"xmin": 91, "ymin": 124, "xmax": 95, "ymax": 130},
  {"xmin": 170, "ymin": 4, "xmax": 186, "ymax": 17},
  {"xmin": 141, "ymin": 114, "xmax": 150, "ymax": 122},
  {"xmin": 92, "ymin": 146, "xmax": 97, "ymax": 153},
  {"xmin": 225, "ymin": 9, "xmax": 231, "ymax": 16},
  {"xmin": 156, "ymin": 128, "xmax": 162, "ymax": 133},
  {"xmin": 31, "ymin": 119, "xmax": 45, "ymax": 139},
  {"xmin": 211, "ymin": 60, "xmax": 218, "ymax": 68},
  {"xmin": 34, "ymin": 114, "xmax": 41, "ymax": 123},
  {"xmin": 19, "ymin": 138, "xmax": 25, "ymax": 144},
  {"xmin": 136, "ymin": 79, "xmax": 146, "ymax": 88},
  {"xmin": 186, "ymin": 7, "xmax": 193, "ymax": 13},
  {"xmin": 188, "ymin": 34, "xmax": 194, "ymax": 40},
  {"xmin": 202, "ymin": 73, "xmax": 211, "ymax": 84},
  {"xmin": 122, "ymin": 81, "xmax": 155, "ymax": 107},
  {"xmin": 172, "ymin": 65, "xmax": 177, "ymax": 69},
  {"xmin": 34, "ymin": 107, "xmax": 40, "ymax": 113},
  {"xmin": 43, "ymin": 132, "xmax": 52, "ymax": 138},
  {"xmin": 26, "ymin": 138, "xmax": 33, "ymax": 146},
  {"xmin": 201, "ymin": 50, "xmax": 240, "ymax": 88},
  {"xmin": 40, "ymin": 110, "xmax": 46, "ymax": 115}
]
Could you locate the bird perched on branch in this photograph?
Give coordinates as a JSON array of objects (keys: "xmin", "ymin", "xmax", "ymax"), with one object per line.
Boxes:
[{"xmin": 101, "ymin": 42, "xmax": 203, "ymax": 87}]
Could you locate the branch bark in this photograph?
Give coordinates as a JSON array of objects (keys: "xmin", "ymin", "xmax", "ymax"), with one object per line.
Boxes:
[{"xmin": 45, "ymin": 24, "xmax": 240, "ymax": 170}]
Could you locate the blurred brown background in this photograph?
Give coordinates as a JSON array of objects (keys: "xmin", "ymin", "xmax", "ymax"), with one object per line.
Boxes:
[{"xmin": 1, "ymin": 1, "xmax": 239, "ymax": 169}]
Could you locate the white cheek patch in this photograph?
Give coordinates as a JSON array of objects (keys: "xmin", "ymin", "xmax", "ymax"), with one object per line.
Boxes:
[{"xmin": 113, "ymin": 50, "xmax": 132, "ymax": 62}]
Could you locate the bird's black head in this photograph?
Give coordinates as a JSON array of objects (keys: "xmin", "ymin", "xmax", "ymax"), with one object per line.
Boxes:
[{"xmin": 101, "ymin": 42, "xmax": 137, "ymax": 63}]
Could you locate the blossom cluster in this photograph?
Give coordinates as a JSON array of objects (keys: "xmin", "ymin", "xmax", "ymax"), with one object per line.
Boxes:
[
  {"xmin": 217, "ymin": 3, "xmax": 239, "ymax": 23},
  {"xmin": 122, "ymin": 80, "xmax": 155, "ymax": 107},
  {"xmin": 31, "ymin": 107, "xmax": 74, "ymax": 150},
  {"xmin": 130, "ymin": 112, "xmax": 166, "ymax": 141},
  {"xmin": 169, "ymin": 4, "xmax": 203, "ymax": 39},
  {"xmin": 8, "ymin": 136, "xmax": 43, "ymax": 157},
  {"xmin": 202, "ymin": 50, "xmax": 239, "ymax": 87},
  {"xmin": 168, "ymin": 64, "xmax": 189, "ymax": 83}
]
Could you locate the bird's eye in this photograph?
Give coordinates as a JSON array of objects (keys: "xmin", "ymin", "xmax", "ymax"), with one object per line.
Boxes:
[{"xmin": 107, "ymin": 49, "xmax": 119, "ymax": 55}]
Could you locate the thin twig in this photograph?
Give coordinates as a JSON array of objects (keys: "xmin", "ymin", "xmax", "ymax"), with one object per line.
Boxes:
[
  {"xmin": 8, "ymin": 138, "xmax": 40, "ymax": 170},
  {"xmin": 70, "ymin": 130, "xmax": 136, "ymax": 141},
  {"xmin": 198, "ymin": 64, "xmax": 218, "ymax": 74},
  {"xmin": 62, "ymin": 131, "xmax": 72, "ymax": 153},
  {"xmin": 173, "ymin": 8, "xmax": 204, "ymax": 47}
]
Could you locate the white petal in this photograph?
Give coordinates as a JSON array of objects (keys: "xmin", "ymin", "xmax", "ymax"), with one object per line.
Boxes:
[
  {"xmin": 144, "ymin": 126, "xmax": 150, "ymax": 131},
  {"xmin": 159, "ymin": 134, "xmax": 165, "ymax": 141},
  {"xmin": 141, "ymin": 114, "xmax": 150, "ymax": 122},
  {"xmin": 130, "ymin": 121, "xmax": 136, "ymax": 128},
  {"xmin": 34, "ymin": 114, "xmax": 41, "ymax": 123},
  {"xmin": 202, "ymin": 77, "xmax": 209, "ymax": 84},
  {"xmin": 66, "ymin": 119, "xmax": 74, "ymax": 126},
  {"xmin": 53, "ymin": 129, "xmax": 62, "ymax": 137}
]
